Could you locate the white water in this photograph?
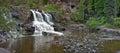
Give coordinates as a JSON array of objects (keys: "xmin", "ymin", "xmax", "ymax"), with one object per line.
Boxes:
[
  {"xmin": 30, "ymin": 10, "xmax": 63, "ymax": 36},
  {"xmin": 42, "ymin": 11, "xmax": 54, "ymax": 25}
]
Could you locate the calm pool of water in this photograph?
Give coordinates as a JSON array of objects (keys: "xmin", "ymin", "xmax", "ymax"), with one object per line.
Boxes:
[{"xmin": 0, "ymin": 31, "xmax": 120, "ymax": 53}]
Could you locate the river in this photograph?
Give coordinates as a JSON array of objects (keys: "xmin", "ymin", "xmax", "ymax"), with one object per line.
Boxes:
[{"xmin": 0, "ymin": 31, "xmax": 120, "ymax": 53}]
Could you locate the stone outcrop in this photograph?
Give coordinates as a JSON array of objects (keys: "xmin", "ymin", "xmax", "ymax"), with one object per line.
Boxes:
[
  {"xmin": 11, "ymin": 6, "xmax": 30, "ymax": 23},
  {"xmin": 0, "ymin": 31, "xmax": 10, "ymax": 44},
  {"xmin": 47, "ymin": 0, "xmax": 80, "ymax": 24},
  {"xmin": 98, "ymin": 26, "xmax": 120, "ymax": 36}
]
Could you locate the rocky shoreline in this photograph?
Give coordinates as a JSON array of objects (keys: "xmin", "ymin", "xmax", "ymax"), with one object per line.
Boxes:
[
  {"xmin": 0, "ymin": 48, "xmax": 10, "ymax": 53},
  {"xmin": 52, "ymin": 24, "xmax": 120, "ymax": 53},
  {"xmin": 0, "ymin": 24, "xmax": 120, "ymax": 53},
  {"xmin": 0, "ymin": 31, "xmax": 10, "ymax": 44}
]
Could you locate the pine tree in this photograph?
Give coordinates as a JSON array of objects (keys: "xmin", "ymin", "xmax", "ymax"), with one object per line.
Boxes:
[
  {"xmin": 104, "ymin": 0, "xmax": 117, "ymax": 18},
  {"xmin": 78, "ymin": 0, "xmax": 85, "ymax": 21},
  {"xmin": 88, "ymin": 0, "xmax": 105, "ymax": 17},
  {"xmin": 116, "ymin": 0, "xmax": 120, "ymax": 17},
  {"xmin": 104, "ymin": 0, "xmax": 117, "ymax": 23},
  {"xmin": 95, "ymin": 0, "xmax": 105, "ymax": 17}
]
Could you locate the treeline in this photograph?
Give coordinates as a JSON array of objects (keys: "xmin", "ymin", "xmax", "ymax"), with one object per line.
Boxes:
[
  {"xmin": 76, "ymin": 0, "xmax": 120, "ymax": 21},
  {"xmin": 77, "ymin": 0, "xmax": 120, "ymax": 29},
  {"xmin": 0, "ymin": 0, "xmax": 120, "ymax": 29}
]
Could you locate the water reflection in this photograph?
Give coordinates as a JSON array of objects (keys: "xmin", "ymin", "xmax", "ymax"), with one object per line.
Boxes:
[
  {"xmin": 1, "ymin": 31, "xmax": 120, "ymax": 53},
  {"xmin": 34, "ymin": 36, "xmax": 54, "ymax": 53},
  {"xmin": 3, "ymin": 35, "xmax": 54, "ymax": 53}
]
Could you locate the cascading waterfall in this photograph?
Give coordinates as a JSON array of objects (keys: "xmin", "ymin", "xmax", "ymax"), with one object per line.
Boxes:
[
  {"xmin": 30, "ymin": 10, "xmax": 63, "ymax": 36},
  {"xmin": 42, "ymin": 11, "xmax": 54, "ymax": 25}
]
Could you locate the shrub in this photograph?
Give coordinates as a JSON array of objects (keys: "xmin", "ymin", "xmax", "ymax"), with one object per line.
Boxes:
[
  {"xmin": 60, "ymin": 20, "xmax": 67, "ymax": 25},
  {"xmin": 0, "ymin": 7, "xmax": 16, "ymax": 31},
  {"xmin": 113, "ymin": 18, "xmax": 120, "ymax": 28},
  {"xmin": 29, "ymin": 0, "xmax": 38, "ymax": 8},
  {"xmin": 105, "ymin": 23, "xmax": 116, "ymax": 28},
  {"xmin": 86, "ymin": 17, "xmax": 106, "ymax": 29},
  {"xmin": 42, "ymin": 4, "xmax": 61, "ymax": 12},
  {"xmin": 71, "ymin": 12, "xmax": 84, "ymax": 22},
  {"xmin": 71, "ymin": 12, "xmax": 79, "ymax": 22},
  {"xmin": 41, "ymin": 0, "xmax": 49, "ymax": 4},
  {"xmin": 105, "ymin": 17, "xmax": 120, "ymax": 28},
  {"xmin": 0, "ymin": 17, "xmax": 16, "ymax": 31},
  {"xmin": 86, "ymin": 17, "xmax": 99, "ymax": 29}
]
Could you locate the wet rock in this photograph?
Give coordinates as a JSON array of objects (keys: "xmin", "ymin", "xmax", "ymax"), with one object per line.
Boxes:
[
  {"xmin": 76, "ymin": 43, "xmax": 84, "ymax": 47},
  {"xmin": 0, "ymin": 48, "xmax": 10, "ymax": 53},
  {"xmin": 0, "ymin": 31, "xmax": 10, "ymax": 44},
  {"xmin": 53, "ymin": 25, "xmax": 66, "ymax": 31},
  {"xmin": 98, "ymin": 26, "xmax": 120, "ymax": 36},
  {"xmin": 54, "ymin": 32, "xmax": 103, "ymax": 53},
  {"xmin": 67, "ymin": 24, "xmax": 87, "ymax": 32},
  {"xmin": 11, "ymin": 10, "xmax": 20, "ymax": 19},
  {"xmin": 25, "ymin": 26, "xmax": 35, "ymax": 35}
]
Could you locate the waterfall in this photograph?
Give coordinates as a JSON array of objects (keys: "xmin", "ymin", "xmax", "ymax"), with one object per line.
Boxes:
[
  {"xmin": 42, "ymin": 11, "xmax": 54, "ymax": 25},
  {"xmin": 30, "ymin": 10, "xmax": 63, "ymax": 36}
]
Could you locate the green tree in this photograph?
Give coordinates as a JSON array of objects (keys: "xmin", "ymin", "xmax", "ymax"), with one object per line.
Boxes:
[
  {"xmin": 104, "ymin": 0, "xmax": 117, "ymax": 18},
  {"xmin": 0, "ymin": 7, "xmax": 15, "ymax": 32},
  {"xmin": 78, "ymin": 0, "xmax": 85, "ymax": 21}
]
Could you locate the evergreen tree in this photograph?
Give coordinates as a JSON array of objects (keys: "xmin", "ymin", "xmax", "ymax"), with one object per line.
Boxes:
[
  {"xmin": 88, "ymin": 0, "xmax": 105, "ymax": 17},
  {"xmin": 116, "ymin": 0, "xmax": 120, "ymax": 17},
  {"xmin": 104, "ymin": 0, "xmax": 117, "ymax": 18},
  {"xmin": 104, "ymin": 0, "xmax": 117, "ymax": 23},
  {"xmin": 78, "ymin": 0, "xmax": 85, "ymax": 20},
  {"xmin": 95, "ymin": 0, "xmax": 105, "ymax": 17}
]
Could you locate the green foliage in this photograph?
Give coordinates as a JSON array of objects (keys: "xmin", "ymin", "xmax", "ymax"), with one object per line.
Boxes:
[
  {"xmin": 0, "ymin": 0, "xmax": 6, "ymax": 6},
  {"xmin": 86, "ymin": 17, "xmax": 99, "ymax": 29},
  {"xmin": 86, "ymin": 17, "xmax": 120, "ymax": 29},
  {"xmin": 71, "ymin": 12, "xmax": 84, "ymax": 22},
  {"xmin": 60, "ymin": 20, "xmax": 67, "ymax": 25},
  {"xmin": 71, "ymin": 0, "xmax": 85, "ymax": 22},
  {"xmin": 104, "ymin": 0, "xmax": 117, "ymax": 18},
  {"xmin": 71, "ymin": 12, "xmax": 79, "ymax": 22},
  {"xmin": 105, "ymin": 23, "xmax": 116, "ymax": 29},
  {"xmin": 28, "ymin": 0, "xmax": 38, "ymax": 8},
  {"xmin": 14, "ymin": 0, "xmax": 27, "ymax": 6},
  {"xmin": 88, "ymin": 0, "xmax": 95, "ymax": 16},
  {"xmin": 78, "ymin": 0, "xmax": 85, "ymax": 19},
  {"xmin": 86, "ymin": 17, "xmax": 106, "ymax": 29},
  {"xmin": 0, "ymin": 18, "xmax": 16, "ymax": 31},
  {"xmin": 0, "ymin": 7, "xmax": 15, "ymax": 31},
  {"xmin": 41, "ymin": 4, "xmax": 62, "ymax": 12},
  {"xmin": 95, "ymin": 0, "xmax": 105, "ymax": 17},
  {"xmin": 41, "ymin": 0, "xmax": 49, "ymax": 4},
  {"xmin": 113, "ymin": 17, "xmax": 120, "ymax": 28}
]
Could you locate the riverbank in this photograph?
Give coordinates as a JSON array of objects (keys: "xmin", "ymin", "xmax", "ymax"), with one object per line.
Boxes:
[
  {"xmin": 51, "ymin": 24, "xmax": 120, "ymax": 53},
  {"xmin": 0, "ymin": 31, "xmax": 10, "ymax": 44},
  {"xmin": 0, "ymin": 24, "xmax": 120, "ymax": 53}
]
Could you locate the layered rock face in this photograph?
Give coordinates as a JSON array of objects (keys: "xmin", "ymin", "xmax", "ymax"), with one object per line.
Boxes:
[{"xmin": 11, "ymin": 6, "xmax": 30, "ymax": 24}]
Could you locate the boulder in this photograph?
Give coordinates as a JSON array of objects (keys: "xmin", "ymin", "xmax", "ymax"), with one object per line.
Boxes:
[
  {"xmin": 11, "ymin": 6, "xmax": 30, "ymax": 23},
  {"xmin": 53, "ymin": 25, "xmax": 66, "ymax": 31}
]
